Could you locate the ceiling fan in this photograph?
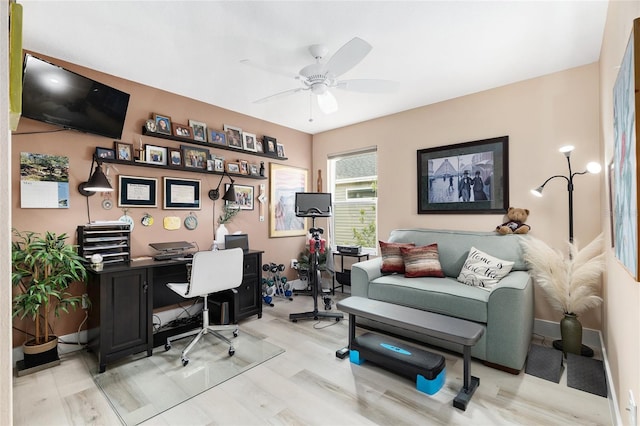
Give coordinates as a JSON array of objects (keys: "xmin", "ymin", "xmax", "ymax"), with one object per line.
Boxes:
[{"xmin": 242, "ymin": 37, "xmax": 398, "ymax": 117}]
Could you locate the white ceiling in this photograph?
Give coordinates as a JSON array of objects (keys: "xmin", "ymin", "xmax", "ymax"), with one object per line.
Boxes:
[{"xmin": 20, "ymin": 1, "xmax": 609, "ymax": 135}]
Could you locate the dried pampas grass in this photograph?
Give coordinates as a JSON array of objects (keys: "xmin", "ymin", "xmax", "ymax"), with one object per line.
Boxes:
[{"xmin": 520, "ymin": 234, "xmax": 604, "ymax": 316}]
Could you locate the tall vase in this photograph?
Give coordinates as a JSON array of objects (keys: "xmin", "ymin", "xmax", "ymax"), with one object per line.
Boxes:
[
  {"xmin": 215, "ymin": 223, "xmax": 229, "ymax": 249},
  {"xmin": 560, "ymin": 313, "xmax": 582, "ymax": 356}
]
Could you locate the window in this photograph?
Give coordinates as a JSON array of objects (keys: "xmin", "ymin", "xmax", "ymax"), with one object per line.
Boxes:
[{"xmin": 328, "ymin": 149, "xmax": 377, "ymax": 252}]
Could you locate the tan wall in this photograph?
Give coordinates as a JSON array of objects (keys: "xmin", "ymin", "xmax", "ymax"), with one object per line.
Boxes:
[
  {"xmin": 599, "ymin": 1, "xmax": 640, "ymax": 419},
  {"xmin": 12, "ymin": 52, "xmax": 312, "ymax": 346},
  {"xmin": 313, "ymin": 64, "xmax": 603, "ymax": 329}
]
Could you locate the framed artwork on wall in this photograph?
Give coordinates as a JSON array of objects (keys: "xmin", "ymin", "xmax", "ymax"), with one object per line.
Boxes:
[
  {"xmin": 153, "ymin": 113, "xmax": 172, "ymax": 135},
  {"xmin": 114, "ymin": 142, "xmax": 133, "ymax": 161},
  {"xmin": 163, "ymin": 177, "xmax": 201, "ymax": 210},
  {"xmin": 612, "ymin": 18, "xmax": 640, "ymax": 280},
  {"xmin": 417, "ymin": 136, "xmax": 509, "ymax": 214},
  {"xmin": 269, "ymin": 163, "xmax": 307, "ymax": 238},
  {"xmin": 224, "ymin": 124, "xmax": 243, "ymax": 149},
  {"xmin": 189, "ymin": 119, "xmax": 207, "ymax": 142},
  {"xmin": 181, "ymin": 145, "xmax": 209, "ymax": 169},
  {"xmin": 145, "ymin": 145, "xmax": 167, "ymax": 166},
  {"xmin": 118, "ymin": 175, "xmax": 157, "ymax": 207},
  {"xmin": 226, "ymin": 183, "xmax": 254, "ymax": 210}
]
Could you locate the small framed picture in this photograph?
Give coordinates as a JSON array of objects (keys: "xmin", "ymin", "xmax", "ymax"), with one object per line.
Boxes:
[
  {"xmin": 214, "ymin": 158, "xmax": 224, "ymax": 172},
  {"xmin": 96, "ymin": 147, "xmax": 115, "ymax": 160},
  {"xmin": 264, "ymin": 135, "xmax": 278, "ymax": 156},
  {"xmin": 163, "ymin": 177, "xmax": 201, "ymax": 210},
  {"xmin": 239, "ymin": 160, "xmax": 249, "ymax": 175},
  {"xmin": 145, "ymin": 145, "xmax": 167, "ymax": 165},
  {"xmin": 249, "ymin": 163, "xmax": 260, "ymax": 176},
  {"xmin": 168, "ymin": 148, "xmax": 182, "ymax": 167},
  {"xmin": 189, "ymin": 120, "xmax": 207, "ymax": 142},
  {"xmin": 181, "ymin": 145, "xmax": 209, "ymax": 169},
  {"xmin": 114, "ymin": 142, "xmax": 133, "ymax": 161},
  {"xmin": 242, "ymin": 132, "xmax": 257, "ymax": 152},
  {"xmin": 153, "ymin": 113, "xmax": 172, "ymax": 135},
  {"xmin": 206, "ymin": 159, "xmax": 215, "ymax": 171},
  {"xmin": 256, "ymin": 140, "xmax": 264, "ymax": 153},
  {"xmin": 172, "ymin": 123, "xmax": 192, "ymax": 139},
  {"xmin": 224, "ymin": 124, "xmax": 243, "ymax": 149},
  {"xmin": 208, "ymin": 130, "xmax": 227, "ymax": 146},
  {"xmin": 226, "ymin": 162, "xmax": 241, "ymax": 174},
  {"xmin": 226, "ymin": 183, "xmax": 254, "ymax": 210},
  {"xmin": 276, "ymin": 143, "xmax": 286, "ymax": 158}
]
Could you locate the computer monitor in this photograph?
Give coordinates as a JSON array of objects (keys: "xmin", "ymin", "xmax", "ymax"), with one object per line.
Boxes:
[{"xmin": 295, "ymin": 192, "xmax": 332, "ymax": 217}]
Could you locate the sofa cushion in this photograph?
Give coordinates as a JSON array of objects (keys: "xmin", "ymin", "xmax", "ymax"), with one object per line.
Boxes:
[
  {"xmin": 368, "ymin": 274, "xmax": 490, "ymax": 323},
  {"xmin": 379, "ymin": 241, "xmax": 415, "ymax": 274},
  {"xmin": 457, "ymin": 246, "xmax": 514, "ymax": 290},
  {"xmin": 400, "ymin": 244, "xmax": 445, "ymax": 278}
]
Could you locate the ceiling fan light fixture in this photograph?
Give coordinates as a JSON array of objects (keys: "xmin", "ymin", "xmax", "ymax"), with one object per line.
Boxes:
[{"xmin": 317, "ymin": 91, "xmax": 338, "ymax": 114}]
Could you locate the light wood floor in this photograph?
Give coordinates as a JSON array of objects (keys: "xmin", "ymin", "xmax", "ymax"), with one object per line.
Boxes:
[{"xmin": 13, "ymin": 292, "xmax": 612, "ymax": 425}]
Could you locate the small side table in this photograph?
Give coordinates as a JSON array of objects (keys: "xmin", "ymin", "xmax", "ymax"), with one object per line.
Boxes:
[{"xmin": 332, "ymin": 252, "xmax": 370, "ymax": 294}]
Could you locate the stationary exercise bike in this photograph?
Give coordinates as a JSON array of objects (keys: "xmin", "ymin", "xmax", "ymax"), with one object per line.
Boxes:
[{"xmin": 289, "ymin": 192, "xmax": 343, "ymax": 323}]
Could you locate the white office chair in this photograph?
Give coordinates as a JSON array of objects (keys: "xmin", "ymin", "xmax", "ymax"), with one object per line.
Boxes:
[{"xmin": 164, "ymin": 248, "xmax": 244, "ymax": 366}]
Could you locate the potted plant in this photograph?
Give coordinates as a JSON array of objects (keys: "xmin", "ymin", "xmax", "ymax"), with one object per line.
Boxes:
[
  {"xmin": 11, "ymin": 229, "xmax": 87, "ymax": 369},
  {"xmin": 521, "ymin": 234, "xmax": 604, "ymax": 356}
]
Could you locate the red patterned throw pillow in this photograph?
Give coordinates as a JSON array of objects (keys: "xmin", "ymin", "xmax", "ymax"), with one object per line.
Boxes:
[
  {"xmin": 379, "ymin": 241, "xmax": 416, "ymax": 274},
  {"xmin": 400, "ymin": 243, "xmax": 445, "ymax": 278}
]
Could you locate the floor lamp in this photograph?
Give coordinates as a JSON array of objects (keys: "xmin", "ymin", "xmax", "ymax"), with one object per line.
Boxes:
[{"xmin": 530, "ymin": 145, "xmax": 601, "ymax": 356}]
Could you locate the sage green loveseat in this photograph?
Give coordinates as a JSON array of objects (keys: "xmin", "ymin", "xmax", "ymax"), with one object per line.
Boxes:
[{"xmin": 350, "ymin": 228, "xmax": 533, "ymax": 372}]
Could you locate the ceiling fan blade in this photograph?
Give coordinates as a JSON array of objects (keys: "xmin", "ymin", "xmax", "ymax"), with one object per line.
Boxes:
[
  {"xmin": 335, "ymin": 79, "xmax": 399, "ymax": 93},
  {"xmin": 317, "ymin": 91, "xmax": 338, "ymax": 114},
  {"xmin": 325, "ymin": 37, "xmax": 372, "ymax": 78},
  {"xmin": 240, "ymin": 59, "xmax": 299, "ymax": 80},
  {"xmin": 253, "ymin": 87, "xmax": 306, "ymax": 104}
]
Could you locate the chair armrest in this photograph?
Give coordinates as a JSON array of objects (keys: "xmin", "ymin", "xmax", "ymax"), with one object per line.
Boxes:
[{"xmin": 351, "ymin": 258, "xmax": 383, "ymax": 298}]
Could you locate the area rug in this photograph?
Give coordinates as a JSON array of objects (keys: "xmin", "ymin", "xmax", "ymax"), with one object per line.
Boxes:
[
  {"xmin": 567, "ymin": 353, "xmax": 607, "ymax": 397},
  {"xmin": 84, "ymin": 331, "xmax": 284, "ymax": 425},
  {"xmin": 525, "ymin": 344, "xmax": 563, "ymax": 383}
]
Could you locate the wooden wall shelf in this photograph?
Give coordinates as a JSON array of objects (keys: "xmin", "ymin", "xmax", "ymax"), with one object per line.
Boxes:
[{"xmin": 141, "ymin": 126, "xmax": 287, "ymax": 161}]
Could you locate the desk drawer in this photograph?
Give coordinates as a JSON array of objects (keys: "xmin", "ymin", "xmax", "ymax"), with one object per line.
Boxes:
[{"xmin": 243, "ymin": 253, "xmax": 258, "ymax": 277}]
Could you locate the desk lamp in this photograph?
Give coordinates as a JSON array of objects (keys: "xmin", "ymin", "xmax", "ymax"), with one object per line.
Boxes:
[
  {"xmin": 78, "ymin": 155, "xmax": 113, "ymax": 196},
  {"xmin": 208, "ymin": 171, "xmax": 237, "ymax": 202},
  {"xmin": 530, "ymin": 145, "xmax": 601, "ymax": 243}
]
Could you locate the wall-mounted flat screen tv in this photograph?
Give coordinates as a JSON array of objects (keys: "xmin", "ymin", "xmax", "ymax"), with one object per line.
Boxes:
[{"xmin": 21, "ymin": 54, "xmax": 130, "ymax": 140}]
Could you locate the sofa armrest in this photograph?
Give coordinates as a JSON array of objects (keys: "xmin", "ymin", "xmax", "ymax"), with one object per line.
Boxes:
[
  {"xmin": 351, "ymin": 258, "xmax": 383, "ymax": 298},
  {"xmin": 485, "ymin": 271, "xmax": 534, "ymax": 370}
]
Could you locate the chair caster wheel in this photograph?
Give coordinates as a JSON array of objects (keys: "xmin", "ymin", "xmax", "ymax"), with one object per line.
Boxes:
[
  {"xmin": 314, "ymin": 316, "xmax": 318, "ymax": 320},
  {"xmin": 182, "ymin": 358, "xmax": 189, "ymax": 367},
  {"xmin": 335, "ymin": 318, "xmax": 341, "ymax": 322},
  {"xmin": 233, "ymin": 330, "xmax": 239, "ymax": 338},
  {"xmin": 324, "ymin": 305, "xmax": 331, "ymax": 310},
  {"xmin": 164, "ymin": 343, "xmax": 171, "ymax": 351},
  {"xmin": 292, "ymin": 319, "xmax": 298, "ymax": 323},
  {"xmin": 229, "ymin": 347, "xmax": 235, "ymax": 356}
]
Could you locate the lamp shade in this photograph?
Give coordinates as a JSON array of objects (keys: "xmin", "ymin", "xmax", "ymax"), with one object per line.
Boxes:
[
  {"xmin": 82, "ymin": 164, "xmax": 113, "ymax": 192},
  {"xmin": 222, "ymin": 183, "xmax": 236, "ymax": 202}
]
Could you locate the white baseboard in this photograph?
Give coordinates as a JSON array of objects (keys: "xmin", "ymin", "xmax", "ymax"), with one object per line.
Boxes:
[{"xmin": 533, "ymin": 318, "xmax": 601, "ymax": 348}]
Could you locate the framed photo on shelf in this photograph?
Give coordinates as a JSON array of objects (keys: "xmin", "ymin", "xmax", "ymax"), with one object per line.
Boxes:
[
  {"xmin": 114, "ymin": 142, "xmax": 133, "ymax": 161},
  {"xmin": 249, "ymin": 163, "xmax": 260, "ymax": 176},
  {"xmin": 163, "ymin": 177, "xmax": 201, "ymax": 210},
  {"xmin": 417, "ymin": 135, "xmax": 509, "ymax": 214},
  {"xmin": 153, "ymin": 113, "xmax": 172, "ymax": 135},
  {"xmin": 226, "ymin": 183, "xmax": 254, "ymax": 210},
  {"xmin": 264, "ymin": 135, "xmax": 278, "ymax": 156},
  {"xmin": 181, "ymin": 145, "xmax": 209, "ymax": 169},
  {"xmin": 168, "ymin": 148, "xmax": 182, "ymax": 167},
  {"xmin": 118, "ymin": 175, "xmax": 157, "ymax": 207},
  {"xmin": 276, "ymin": 143, "xmax": 286, "ymax": 158},
  {"xmin": 214, "ymin": 158, "xmax": 224, "ymax": 172},
  {"xmin": 224, "ymin": 124, "xmax": 243, "ymax": 149},
  {"xmin": 95, "ymin": 147, "xmax": 115, "ymax": 160},
  {"xmin": 208, "ymin": 130, "xmax": 227, "ymax": 146},
  {"xmin": 269, "ymin": 163, "xmax": 308, "ymax": 238},
  {"xmin": 256, "ymin": 140, "xmax": 264, "ymax": 153},
  {"xmin": 242, "ymin": 132, "xmax": 257, "ymax": 152},
  {"xmin": 172, "ymin": 123, "xmax": 192, "ymax": 139},
  {"xmin": 239, "ymin": 160, "xmax": 249, "ymax": 175},
  {"xmin": 189, "ymin": 119, "xmax": 207, "ymax": 142},
  {"xmin": 226, "ymin": 162, "xmax": 241, "ymax": 174},
  {"xmin": 206, "ymin": 159, "xmax": 215, "ymax": 171},
  {"xmin": 145, "ymin": 145, "xmax": 167, "ymax": 165}
]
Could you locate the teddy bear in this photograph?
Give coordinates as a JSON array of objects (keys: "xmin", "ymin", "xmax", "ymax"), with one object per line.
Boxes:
[{"xmin": 496, "ymin": 207, "xmax": 531, "ymax": 234}]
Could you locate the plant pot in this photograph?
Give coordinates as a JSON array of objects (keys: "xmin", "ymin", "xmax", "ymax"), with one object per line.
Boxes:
[
  {"xmin": 560, "ymin": 313, "xmax": 582, "ymax": 356},
  {"xmin": 216, "ymin": 224, "xmax": 229, "ymax": 249},
  {"xmin": 22, "ymin": 336, "xmax": 59, "ymax": 369}
]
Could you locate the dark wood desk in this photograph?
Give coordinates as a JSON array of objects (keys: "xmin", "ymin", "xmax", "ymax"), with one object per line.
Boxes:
[{"xmin": 86, "ymin": 250, "xmax": 263, "ymax": 372}]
